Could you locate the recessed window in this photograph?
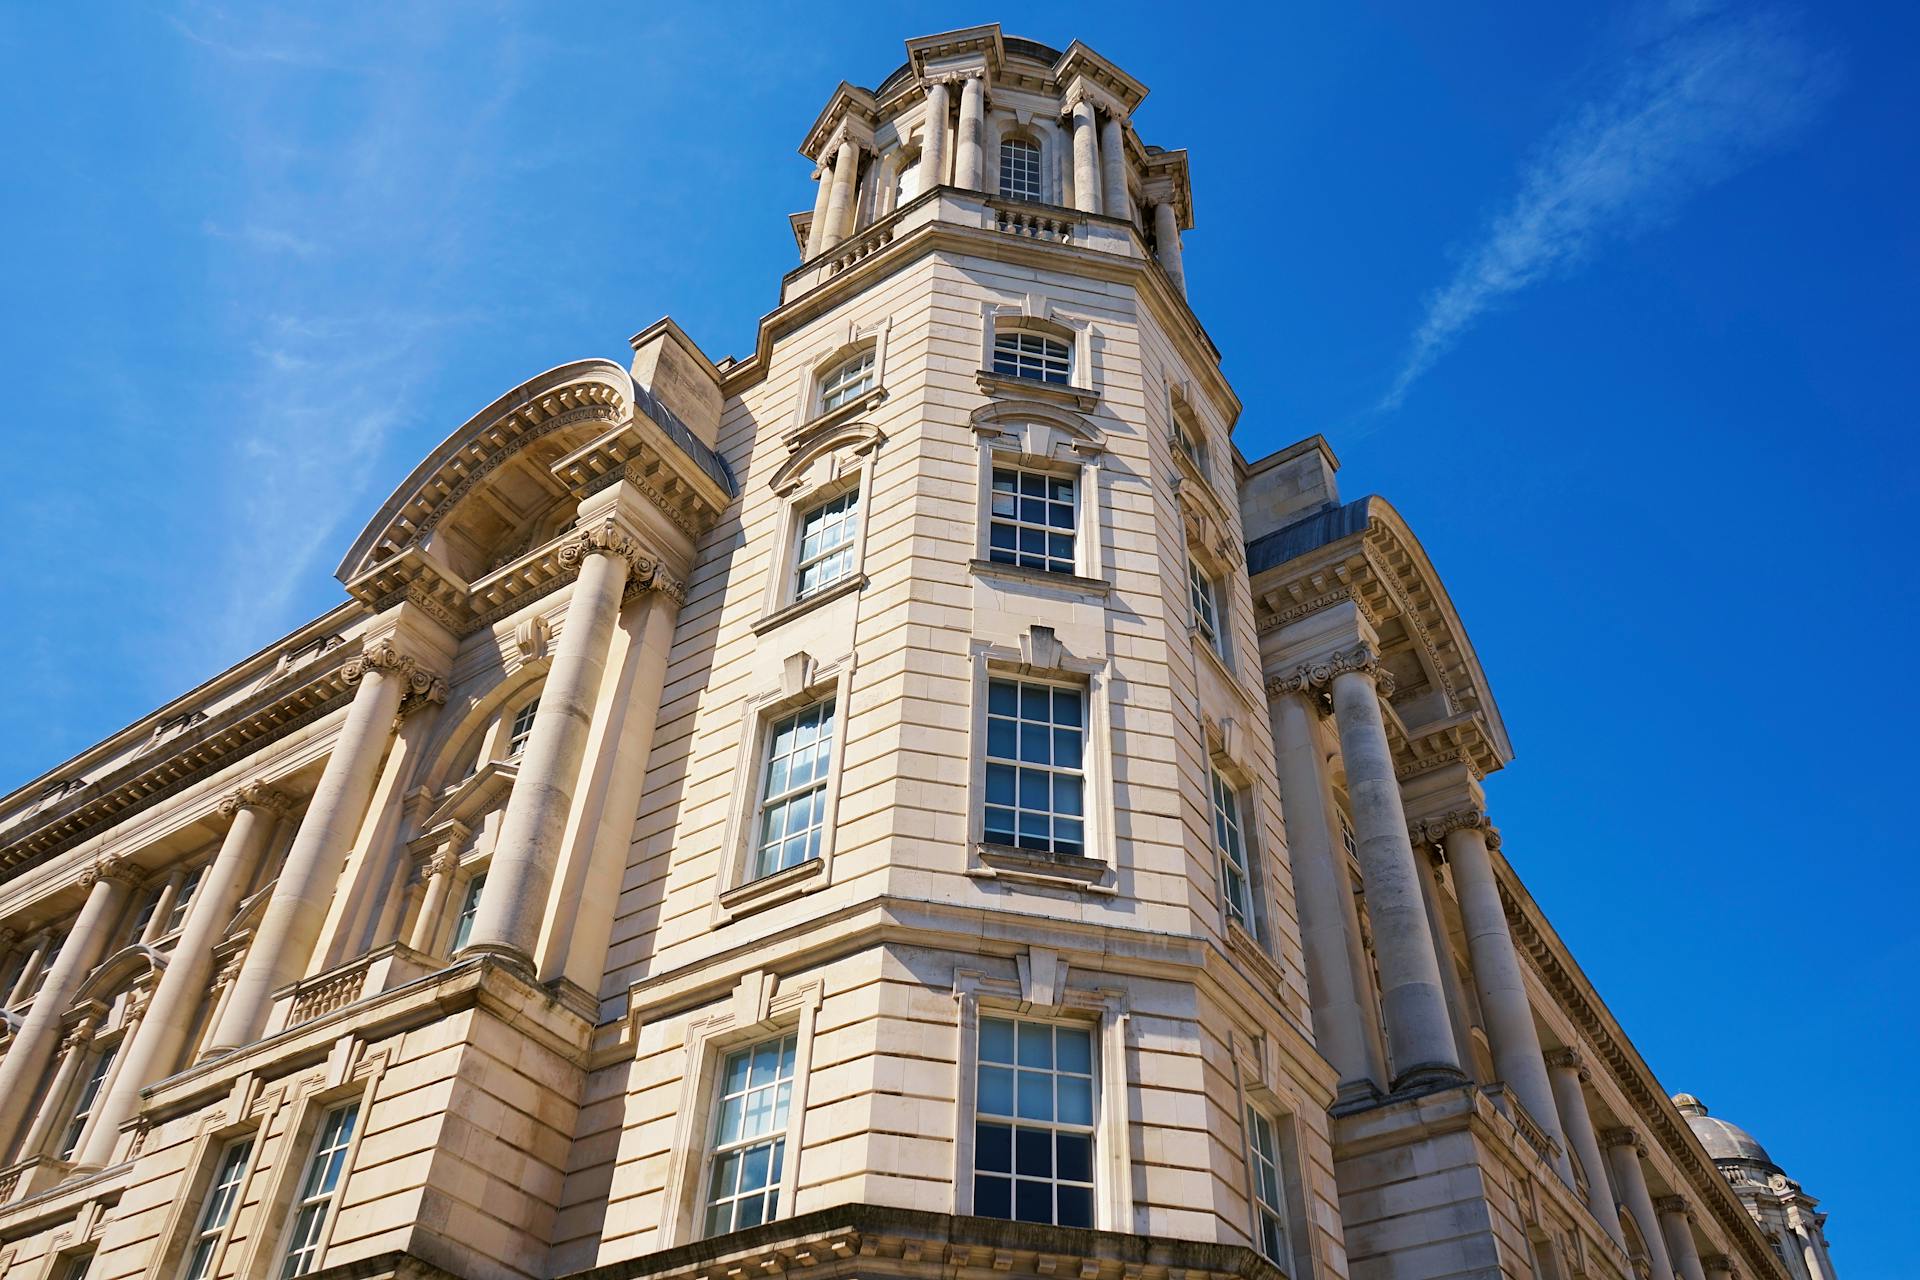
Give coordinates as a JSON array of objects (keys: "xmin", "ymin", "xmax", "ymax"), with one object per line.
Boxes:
[
  {"xmin": 754, "ymin": 700, "xmax": 836, "ymax": 880},
  {"xmin": 999, "ymin": 139, "xmax": 1042, "ymax": 202},
  {"xmin": 279, "ymin": 1102, "xmax": 359, "ymax": 1279},
  {"xmin": 1189, "ymin": 558, "xmax": 1222, "ymax": 654},
  {"xmin": 55, "ymin": 1254, "xmax": 94, "ymax": 1280},
  {"xmin": 26, "ymin": 934, "xmax": 64, "ymax": 999},
  {"xmin": 983, "ymin": 679, "xmax": 1085, "ymax": 856},
  {"xmin": 703, "ymin": 1033, "xmax": 797, "ymax": 1237},
  {"xmin": 165, "ymin": 865, "xmax": 204, "ymax": 934},
  {"xmin": 508, "ymin": 700, "xmax": 540, "ymax": 758},
  {"xmin": 181, "ymin": 1137, "xmax": 254, "ymax": 1280},
  {"xmin": 895, "ymin": 151, "xmax": 922, "ymax": 205},
  {"xmin": 973, "ymin": 1016, "xmax": 1096, "ymax": 1228},
  {"xmin": 794, "ymin": 490, "xmax": 860, "ymax": 600},
  {"xmin": 1212, "ymin": 769, "xmax": 1253, "ymax": 932},
  {"xmin": 58, "ymin": 1044, "xmax": 118, "ymax": 1159},
  {"xmin": 988, "ymin": 467, "xmax": 1076, "ymax": 574},
  {"xmin": 992, "ymin": 331, "xmax": 1071, "ymax": 385},
  {"xmin": 1339, "ymin": 809, "xmax": 1358, "ymax": 862},
  {"xmin": 127, "ymin": 887, "xmax": 164, "ymax": 943},
  {"xmin": 818, "ymin": 350, "xmax": 875, "ymax": 413},
  {"xmin": 450, "ymin": 874, "xmax": 486, "ymax": 952},
  {"xmin": 1245, "ymin": 1105, "xmax": 1290, "ymax": 1265},
  {"xmin": 1174, "ymin": 417, "xmax": 1209, "ymax": 474}
]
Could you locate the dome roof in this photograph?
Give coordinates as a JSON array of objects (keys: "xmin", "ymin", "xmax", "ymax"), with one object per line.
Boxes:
[{"xmin": 1673, "ymin": 1094, "xmax": 1776, "ymax": 1167}]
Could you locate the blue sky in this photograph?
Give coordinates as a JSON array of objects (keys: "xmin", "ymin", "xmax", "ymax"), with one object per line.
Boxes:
[{"xmin": 1, "ymin": 2, "xmax": 1913, "ymax": 1270}]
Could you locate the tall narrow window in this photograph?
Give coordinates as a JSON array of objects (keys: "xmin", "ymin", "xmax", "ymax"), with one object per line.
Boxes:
[
  {"xmin": 58, "ymin": 1044, "xmax": 118, "ymax": 1159},
  {"xmin": 1245, "ymin": 1105, "xmax": 1290, "ymax": 1265},
  {"xmin": 1212, "ymin": 769, "xmax": 1253, "ymax": 932},
  {"xmin": 988, "ymin": 467, "xmax": 1076, "ymax": 574},
  {"xmin": 895, "ymin": 151, "xmax": 922, "ymax": 205},
  {"xmin": 983, "ymin": 679, "xmax": 1085, "ymax": 856},
  {"xmin": 1173, "ymin": 417, "xmax": 1209, "ymax": 474},
  {"xmin": 817, "ymin": 350, "xmax": 875, "ymax": 413},
  {"xmin": 999, "ymin": 139, "xmax": 1042, "ymax": 201},
  {"xmin": 1339, "ymin": 809, "xmax": 1358, "ymax": 863},
  {"xmin": 703, "ymin": 1033, "xmax": 796, "ymax": 1236},
  {"xmin": 279, "ymin": 1102, "xmax": 359, "ymax": 1280},
  {"xmin": 164, "ymin": 865, "xmax": 205, "ymax": 934},
  {"xmin": 181, "ymin": 1138, "xmax": 255, "ymax": 1280},
  {"xmin": 1189, "ymin": 558, "xmax": 1222, "ymax": 654},
  {"xmin": 128, "ymin": 887, "xmax": 164, "ymax": 942},
  {"xmin": 26, "ymin": 934, "xmax": 63, "ymax": 999},
  {"xmin": 56, "ymin": 1254, "xmax": 94, "ymax": 1280},
  {"xmin": 754, "ymin": 700, "xmax": 836, "ymax": 880},
  {"xmin": 450, "ymin": 874, "xmax": 486, "ymax": 952},
  {"xmin": 973, "ymin": 1016, "xmax": 1096, "ymax": 1227},
  {"xmin": 508, "ymin": 700, "xmax": 540, "ymax": 757},
  {"xmin": 793, "ymin": 490, "xmax": 860, "ymax": 599},
  {"xmin": 992, "ymin": 331, "xmax": 1071, "ymax": 384}
]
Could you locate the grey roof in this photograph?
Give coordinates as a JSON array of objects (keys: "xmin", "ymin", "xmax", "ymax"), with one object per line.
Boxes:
[
  {"xmin": 630, "ymin": 376, "xmax": 737, "ymax": 497},
  {"xmin": 1673, "ymin": 1095, "xmax": 1776, "ymax": 1168},
  {"xmin": 1245, "ymin": 497, "xmax": 1376, "ymax": 576}
]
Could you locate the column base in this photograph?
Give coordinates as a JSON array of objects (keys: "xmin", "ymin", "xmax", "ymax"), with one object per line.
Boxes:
[
  {"xmin": 1390, "ymin": 1062, "xmax": 1471, "ymax": 1095},
  {"xmin": 1330, "ymin": 1078, "xmax": 1386, "ymax": 1115},
  {"xmin": 455, "ymin": 940, "xmax": 537, "ymax": 979}
]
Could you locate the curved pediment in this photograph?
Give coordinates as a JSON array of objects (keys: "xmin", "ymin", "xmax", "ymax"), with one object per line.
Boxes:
[
  {"xmin": 69, "ymin": 942, "xmax": 166, "ymax": 1007},
  {"xmin": 1247, "ymin": 494, "xmax": 1511, "ymax": 773},
  {"xmin": 337, "ymin": 360, "xmax": 634, "ymax": 587}
]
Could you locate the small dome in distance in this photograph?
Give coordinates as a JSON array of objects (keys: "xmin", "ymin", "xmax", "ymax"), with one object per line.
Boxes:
[{"xmin": 1672, "ymin": 1093, "xmax": 1776, "ymax": 1167}]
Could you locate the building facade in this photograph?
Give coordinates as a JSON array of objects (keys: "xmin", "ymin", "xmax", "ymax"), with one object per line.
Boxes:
[{"xmin": 0, "ymin": 25, "xmax": 1832, "ymax": 1280}]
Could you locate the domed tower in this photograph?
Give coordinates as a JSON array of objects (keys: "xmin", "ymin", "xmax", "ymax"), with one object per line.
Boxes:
[{"xmin": 1674, "ymin": 1096, "xmax": 1840, "ymax": 1279}]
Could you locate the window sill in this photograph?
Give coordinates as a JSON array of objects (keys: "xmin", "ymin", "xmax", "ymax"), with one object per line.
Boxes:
[
  {"xmin": 1191, "ymin": 624, "xmax": 1236, "ymax": 680},
  {"xmin": 968, "ymin": 559, "xmax": 1110, "ymax": 599},
  {"xmin": 752, "ymin": 573, "xmax": 867, "ymax": 635},
  {"xmin": 1170, "ymin": 437, "xmax": 1221, "ymax": 503},
  {"xmin": 970, "ymin": 842, "xmax": 1116, "ymax": 895},
  {"xmin": 975, "ymin": 370, "xmax": 1098, "ymax": 412},
  {"xmin": 781, "ymin": 387, "xmax": 889, "ymax": 446},
  {"xmin": 717, "ymin": 855, "xmax": 825, "ymax": 918},
  {"xmin": 1225, "ymin": 918, "xmax": 1285, "ymax": 995}
]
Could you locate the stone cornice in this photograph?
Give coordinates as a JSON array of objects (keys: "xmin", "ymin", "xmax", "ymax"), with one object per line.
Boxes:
[
  {"xmin": 1502, "ymin": 875, "xmax": 1786, "ymax": 1278},
  {"xmin": 0, "ymin": 657, "xmax": 356, "ymax": 882}
]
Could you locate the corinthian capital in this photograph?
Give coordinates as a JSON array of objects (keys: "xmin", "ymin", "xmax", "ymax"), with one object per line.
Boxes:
[
  {"xmin": 1264, "ymin": 643, "xmax": 1396, "ymax": 700},
  {"xmin": 217, "ymin": 782, "xmax": 294, "ymax": 820},
  {"xmin": 560, "ymin": 518, "xmax": 652, "ymax": 575},
  {"xmin": 342, "ymin": 638, "xmax": 417, "ymax": 686},
  {"xmin": 78, "ymin": 853, "xmax": 141, "ymax": 891}
]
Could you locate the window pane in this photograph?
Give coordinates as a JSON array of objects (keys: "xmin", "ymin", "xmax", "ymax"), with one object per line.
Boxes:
[
  {"xmin": 972, "ymin": 1017, "xmax": 1097, "ymax": 1228},
  {"xmin": 979, "ymin": 678, "xmax": 1089, "ymax": 857},
  {"xmin": 999, "ymin": 139, "xmax": 1042, "ymax": 201}
]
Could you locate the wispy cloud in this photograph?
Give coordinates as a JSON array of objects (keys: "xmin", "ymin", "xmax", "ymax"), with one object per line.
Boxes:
[{"xmin": 1379, "ymin": 2, "xmax": 1837, "ymax": 411}]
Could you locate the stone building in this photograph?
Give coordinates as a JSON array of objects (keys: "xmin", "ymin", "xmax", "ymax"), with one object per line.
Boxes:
[
  {"xmin": 1671, "ymin": 1098, "xmax": 1838, "ymax": 1280},
  {"xmin": 0, "ymin": 24, "xmax": 1833, "ymax": 1280}
]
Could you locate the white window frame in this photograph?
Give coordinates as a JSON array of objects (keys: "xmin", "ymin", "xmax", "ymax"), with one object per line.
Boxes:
[
  {"xmin": 276, "ymin": 1100, "xmax": 360, "ymax": 1280},
  {"xmin": 1211, "ymin": 766, "xmax": 1255, "ymax": 935},
  {"xmin": 748, "ymin": 697, "xmax": 838, "ymax": 882},
  {"xmin": 1244, "ymin": 1103, "xmax": 1292, "ymax": 1267},
  {"xmin": 650, "ymin": 972, "xmax": 824, "ymax": 1249},
  {"xmin": 57, "ymin": 1040, "xmax": 119, "ymax": 1160},
  {"xmin": 758, "ymin": 417, "xmax": 883, "ymax": 626},
  {"xmin": 1227, "ymin": 1036, "xmax": 1309, "ymax": 1280},
  {"xmin": 816, "ymin": 349, "xmax": 875, "ymax": 415},
  {"xmin": 969, "ymin": 408, "xmax": 1109, "ymax": 587},
  {"xmin": 980, "ymin": 674, "xmax": 1088, "ymax": 859},
  {"xmin": 790, "ymin": 488, "xmax": 862, "ymax": 602},
  {"xmin": 179, "ymin": 1135, "xmax": 256, "ymax": 1280},
  {"xmin": 966, "ymin": 631, "xmax": 1116, "ymax": 890},
  {"xmin": 790, "ymin": 323, "xmax": 889, "ymax": 436},
  {"xmin": 953, "ymin": 963, "xmax": 1132, "ymax": 1233},
  {"xmin": 507, "ymin": 697, "xmax": 540, "ymax": 758},
  {"xmin": 998, "ymin": 136, "xmax": 1043, "ymax": 202},
  {"xmin": 991, "ymin": 330, "xmax": 1072, "ymax": 384},
  {"xmin": 968, "ymin": 1012, "xmax": 1098, "ymax": 1228},
  {"xmin": 711, "ymin": 655, "xmax": 856, "ymax": 921},
  {"xmin": 987, "ymin": 464, "xmax": 1078, "ymax": 576},
  {"xmin": 1189, "ymin": 557, "xmax": 1224, "ymax": 657},
  {"xmin": 979, "ymin": 304, "xmax": 1097, "ymax": 399},
  {"xmin": 448, "ymin": 871, "xmax": 487, "ymax": 953},
  {"xmin": 163, "ymin": 864, "xmax": 205, "ymax": 935},
  {"xmin": 699, "ymin": 1030, "xmax": 799, "ymax": 1237}
]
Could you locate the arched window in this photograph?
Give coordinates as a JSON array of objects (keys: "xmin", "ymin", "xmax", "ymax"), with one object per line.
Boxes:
[
  {"xmin": 991, "ymin": 329, "xmax": 1071, "ymax": 385},
  {"xmin": 895, "ymin": 149, "xmax": 922, "ymax": 205},
  {"xmin": 818, "ymin": 349, "xmax": 875, "ymax": 413},
  {"xmin": 999, "ymin": 138, "xmax": 1042, "ymax": 202}
]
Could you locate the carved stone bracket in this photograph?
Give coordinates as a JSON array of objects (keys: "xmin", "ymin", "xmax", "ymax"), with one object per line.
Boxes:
[
  {"xmin": 1264, "ymin": 643, "xmax": 1396, "ymax": 701},
  {"xmin": 398, "ymin": 670, "xmax": 450, "ymax": 719},
  {"xmin": 217, "ymin": 782, "xmax": 294, "ymax": 820}
]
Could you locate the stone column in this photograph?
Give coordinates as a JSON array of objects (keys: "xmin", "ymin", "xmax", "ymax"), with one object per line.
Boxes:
[
  {"xmin": 1546, "ymin": 1047, "xmax": 1627, "ymax": 1249},
  {"xmin": 407, "ymin": 848, "xmax": 460, "ymax": 953},
  {"xmin": 954, "ymin": 75, "xmax": 987, "ymax": 190},
  {"xmin": 462, "ymin": 516, "xmax": 650, "ymax": 972},
  {"xmin": 1603, "ymin": 1128, "xmax": 1677, "ymax": 1280},
  {"xmin": 1431, "ymin": 813, "xmax": 1575, "ymax": 1186},
  {"xmin": 5, "ymin": 933, "xmax": 48, "ymax": 1006},
  {"xmin": 1323, "ymin": 650, "xmax": 1465, "ymax": 1090},
  {"xmin": 139, "ymin": 878, "xmax": 178, "ymax": 944},
  {"xmin": 1657, "ymin": 1197, "xmax": 1709, "ymax": 1280},
  {"xmin": 1412, "ymin": 848, "xmax": 1477, "ymax": 1081},
  {"xmin": 17, "ymin": 1021, "xmax": 94, "ymax": 1159},
  {"xmin": 820, "ymin": 138, "xmax": 861, "ymax": 251},
  {"xmin": 922, "ymin": 81, "xmax": 950, "ymax": 193},
  {"xmin": 1786, "ymin": 1208, "xmax": 1832, "ymax": 1280},
  {"xmin": 1266, "ymin": 689, "xmax": 1382, "ymax": 1106},
  {"xmin": 0, "ymin": 858, "xmax": 138, "ymax": 1155},
  {"xmin": 803, "ymin": 160, "xmax": 835, "ymax": 260},
  {"xmin": 207, "ymin": 642, "xmax": 422, "ymax": 1052},
  {"xmin": 1152, "ymin": 201, "xmax": 1185, "ymax": 295},
  {"xmin": 1069, "ymin": 99, "xmax": 1100, "ymax": 213},
  {"xmin": 76, "ymin": 784, "xmax": 290, "ymax": 1166},
  {"xmin": 1100, "ymin": 113, "xmax": 1129, "ymax": 219}
]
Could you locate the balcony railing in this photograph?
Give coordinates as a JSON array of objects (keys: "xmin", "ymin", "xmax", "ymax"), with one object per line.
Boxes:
[{"xmin": 270, "ymin": 942, "xmax": 433, "ymax": 1035}]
